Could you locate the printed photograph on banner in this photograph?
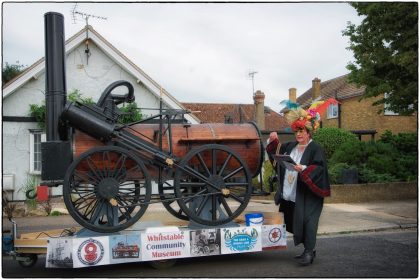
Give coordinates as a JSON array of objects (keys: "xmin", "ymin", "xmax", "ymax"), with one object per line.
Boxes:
[
  {"xmin": 190, "ymin": 229, "xmax": 221, "ymax": 257},
  {"xmin": 72, "ymin": 236, "xmax": 110, "ymax": 268},
  {"xmin": 221, "ymin": 226, "xmax": 262, "ymax": 254},
  {"xmin": 46, "ymin": 238, "xmax": 73, "ymax": 268},
  {"xmin": 109, "ymin": 234, "xmax": 141, "ymax": 264},
  {"xmin": 262, "ymin": 224, "xmax": 287, "ymax": 250},
  {"xmin": 141, "ymin": 231, "xmax": 191, "ymax": 261}
]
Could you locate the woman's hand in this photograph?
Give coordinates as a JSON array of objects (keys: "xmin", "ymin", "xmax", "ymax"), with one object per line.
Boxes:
[{"xmin": 294, "ymin": 164, "xmax": 304, "ymax": 172}]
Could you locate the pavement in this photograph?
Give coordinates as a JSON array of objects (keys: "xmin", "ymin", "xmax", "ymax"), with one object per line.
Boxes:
[{"xmin": 2, "ymin": 198, "xmax": 417, "ymax": 237}]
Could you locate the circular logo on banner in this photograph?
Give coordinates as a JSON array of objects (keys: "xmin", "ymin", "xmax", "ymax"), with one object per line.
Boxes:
[
  {"xmin": 77, "ymin": 238, "xmax": 104, "ymax": 265},
  {"xmin": 268, "ymin": 227, "xmax": 282, "ymax": 243}
]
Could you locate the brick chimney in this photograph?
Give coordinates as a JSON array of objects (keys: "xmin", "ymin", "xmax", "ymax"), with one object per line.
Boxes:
[
  {"xmin": 312, "ymin": 78, "xmax": 321, "ymax": 100},
  {"xmin": 289, "ymin": 88, "xmax": 297, "ymax": 103},
  {"xmin": 254, "ymin": 90, "xmax": 265, "ymax": 130}
]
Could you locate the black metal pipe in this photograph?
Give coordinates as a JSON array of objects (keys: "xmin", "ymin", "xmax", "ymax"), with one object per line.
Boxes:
[{"xmin": 44, "ymin": 12, "xmax": 67, "ymax": 141}]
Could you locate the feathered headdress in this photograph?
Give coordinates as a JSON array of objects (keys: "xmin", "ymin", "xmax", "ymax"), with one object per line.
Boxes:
[{"xmin": 281, "ymin": 98, "xmax": 339, "ymax": 133}]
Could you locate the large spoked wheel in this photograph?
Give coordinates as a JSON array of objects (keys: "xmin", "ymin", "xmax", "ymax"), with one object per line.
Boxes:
[
  {"xmin": 158, "ymin": 179, "xmax": 189, "ymax": 221},
  {"xmin": 174, "ymin": 144, "xmax": 252, "ymax": 226},
  {"xmin": 63, "ymin": 146, "xmax": 151, "ymax": 233}
]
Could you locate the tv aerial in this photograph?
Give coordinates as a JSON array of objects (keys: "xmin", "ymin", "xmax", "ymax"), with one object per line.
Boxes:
[
  {"xmin": 70, "ymin": 3, "xmax": 108, "ymax": 64},
  {"xmin": 248, "ymin": 70, "xmax": 258, "ymax": 96}
]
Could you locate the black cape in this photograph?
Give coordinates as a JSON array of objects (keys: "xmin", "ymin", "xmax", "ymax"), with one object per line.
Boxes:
[{"xmin": 274, "ymin": 140, "xmax": 331, "ymax": 247}]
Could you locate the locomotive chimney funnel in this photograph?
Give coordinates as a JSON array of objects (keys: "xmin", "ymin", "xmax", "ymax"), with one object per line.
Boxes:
[{"xmin": 44, "ymin": 12, "xmax": 67, "ymax": 141}]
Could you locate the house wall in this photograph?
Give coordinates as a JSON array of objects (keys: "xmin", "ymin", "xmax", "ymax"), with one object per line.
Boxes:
[
  {"xmin": 322, "ymin": 95, "xmax": 417, "ymax": 140},
  {"xmin": 3, "ymin": 41, "xmax": 165, "ymax": 200}
]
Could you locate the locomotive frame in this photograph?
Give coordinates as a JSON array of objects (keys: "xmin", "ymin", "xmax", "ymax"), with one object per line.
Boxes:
[{"xmin": 41, "ymin": 12, "xmax": 264, "ymax": 234}]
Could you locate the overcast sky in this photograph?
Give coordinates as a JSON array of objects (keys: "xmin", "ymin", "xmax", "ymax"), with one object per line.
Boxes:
[{"xmin": 2, "ymin": 2, "xmax": 362, "ymax": 112}]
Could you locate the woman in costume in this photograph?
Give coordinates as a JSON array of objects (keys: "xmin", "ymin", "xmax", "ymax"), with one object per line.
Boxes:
[{"xmin": 270, "ymin": 101, "xmax": 334, "ymax": 266}]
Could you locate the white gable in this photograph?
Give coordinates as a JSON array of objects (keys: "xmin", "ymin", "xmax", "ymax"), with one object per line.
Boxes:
[{"xmin": 3, "ymin": 25, "xmax": 200, "ymax": 124}]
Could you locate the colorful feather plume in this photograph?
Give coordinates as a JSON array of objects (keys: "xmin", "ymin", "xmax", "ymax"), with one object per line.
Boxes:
[
  {"xmin": 309, "ymin": 98, "xmax": 339, "ymax": 115},
  {"xmin": 279, "ymin": 100, "xmax": 300, "ymax": 110}
]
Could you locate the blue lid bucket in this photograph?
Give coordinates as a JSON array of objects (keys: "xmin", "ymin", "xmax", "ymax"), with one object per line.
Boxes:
[{"xmin": 245, "ymin": 213, "xmax": 264, "ymax": 226}]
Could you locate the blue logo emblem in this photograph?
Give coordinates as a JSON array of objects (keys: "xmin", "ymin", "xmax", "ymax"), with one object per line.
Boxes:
[{"xmin": 224, "ymin": 228, "xmax": 258, "ymax": 251}]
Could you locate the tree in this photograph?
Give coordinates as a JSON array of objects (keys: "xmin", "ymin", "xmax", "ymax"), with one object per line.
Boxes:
[
  {"xmin": 2, "ymin": 62, "xmax": 26, "ymax": 85},
  {"xmin": 343, "ymin": 3, "xmax": 418, "ymax": 115}
]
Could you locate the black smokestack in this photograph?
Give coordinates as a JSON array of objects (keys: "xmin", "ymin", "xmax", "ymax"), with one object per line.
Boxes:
[{"xmin": 44, "ymin": 12, "xmax": 67, "ymax": 141}]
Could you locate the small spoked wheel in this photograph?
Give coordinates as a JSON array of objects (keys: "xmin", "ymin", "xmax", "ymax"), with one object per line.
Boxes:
[
  {"xmin": 63, "ymin": 146, "xmax": 151, "ymax": 233},
  {"xmin": 174, "ymin": 144, "xmax": 252, "ymax": 226},
  {"xmin": 158, "ymin": 179, "xmax": 189, "ymax": 221}
]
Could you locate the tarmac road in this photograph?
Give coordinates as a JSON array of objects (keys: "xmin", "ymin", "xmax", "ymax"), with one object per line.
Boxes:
[{"xmin": 2, "ymin": 229, "xmax": 417, "ymax": 278}]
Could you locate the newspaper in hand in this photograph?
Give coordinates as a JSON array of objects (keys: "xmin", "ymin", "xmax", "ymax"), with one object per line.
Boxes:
[{"xmin": 274, "ymin": 154, "xmax": 297, "ymax": 171}]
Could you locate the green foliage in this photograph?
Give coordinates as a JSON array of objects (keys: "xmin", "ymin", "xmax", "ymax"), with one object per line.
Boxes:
[
  {"xmin": 68, "ymin": 89, "xmax": 94, "ymax": 105},
  {"xmin": 312, "ymin": 127, "xmax": 358, "ymax": 158},
  {"xmin": 50, "ymin": 210, "xmax": 62, "ymax": 216},
  {"xmin": 330, "ymin": 130, "xmax": 417, "ymax": 183},
  {"xmin": 29, "ymin": 89, "xmax": 98, "ymax": 128},
  {"xmin": 343, "ymin": 3, "xmax": 418, "ymax": 115},
  {"xmin": 18, "ymin": 175, "xmax": 39, "ymax": 210},
  {"xmin": 29, "ymin": 103, "xmax": 46, "ymax": 129},
  {"xmin": 262, "ymin": 160, "xmax": 276, "ymax": 192},
  {"xmin": 358, "ymin": 167, "xmax": 398, "ymax": 183},
  {"xmin": 328, "ymin": 163, "xmax": 357, "ymax": 184},
  {"xmin": 29, "ymin": 89, "xmax": 142, "ymax": 127},
  {"xmin": 379, "ymin": 130, "xmax": 417, "ymax": 154},
  {"xmin": 2, "ymin": 62, "xmax": 26, "ymax": 85},
  {"xmin": 118, "ymin": 102, "xmax": 143, "ymax": 124}
]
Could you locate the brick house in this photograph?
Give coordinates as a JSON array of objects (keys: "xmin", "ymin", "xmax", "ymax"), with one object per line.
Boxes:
[
  {"xmin": 289, "ymin": 74, "xmax": 417, "ymax": 141},
  {"xmin": 182, "ymin": 90, "xmax": 290, "ymax": 143}
]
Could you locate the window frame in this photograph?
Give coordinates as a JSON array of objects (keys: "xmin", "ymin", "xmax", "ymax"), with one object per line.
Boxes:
[
  {"xmin": 29, "ymin": 130, "xmax": 46, "ymax": 175},
  {"xmin": 327, "ymin": 103, "xmax": 339, "ymax": 119}
]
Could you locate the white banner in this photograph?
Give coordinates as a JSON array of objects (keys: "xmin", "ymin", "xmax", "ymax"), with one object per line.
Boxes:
[
  {"xmin": 72, "ymin": 236, "xmax": 110, "ymax": 268},
  {"xmin": 221, "ymin": 226, "xmax": 262, "ymax": 254},
  {"xmin": 109, "ymin": 234, "xmax": 142, "ymax": 264},
  {"xmin": 262, "ymin": 224, "xmax": 287, "ymax": 250},
  {"xmin": 46, "ymin": 238, "xmax": 73, "ymax": 268},
  {"xmin": 141, "ymin": 231, "xmax": 190, "ymax": 261}
]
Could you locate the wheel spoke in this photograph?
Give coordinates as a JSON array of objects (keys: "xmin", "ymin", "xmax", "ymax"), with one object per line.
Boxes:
[
  {"xmin": 183, "ymin": 188, "xmax": 207, "ymax": 204},
  {"xmin": 196, "ymin": 196, "xmax": 210, "ymax": 216},
  {"xmin": 212, "ymin": 149, "xmax": 217, "ymax": 175},
  {"xmin": 89, "ymin": 199, "xmax": 105, "ymax": 223},
  {"xmin": 218, "ymin": 154, "xmax": 232, "ymax": 176},
  {"xmin": 211, "ymin": 194, "xmax": 217, "ymax": 220},
  {"xmin": 228, "ymin": 193, "xmax": 246, "ymax": 204},
  {"xmin": 183, "ymin": 166, "xmax": 213, "ymax": 186},
  {"xmin": 74, "ymin": 170, "xmax": 100, "ymax": 185},
  {"xmin": 86, "ymin": 157, "xmax": 104, "ymax": 181},
  {"xmin": 113, "ymin": 154, "xmax": 127, "ymax": 180},
  {"xmin": 223, "ymin": 166, "xmax": 244, "ymax": 180},
  {"xmin": 219, "ymin": 196, "xmax": 233, "ymax": 216},
  {"xmin": 196, "ymin": 152, "xmax": 211, "ymax": 177}
]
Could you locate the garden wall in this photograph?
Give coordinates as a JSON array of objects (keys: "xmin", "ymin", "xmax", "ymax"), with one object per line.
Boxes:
[{"xmin": 257, "ymin": 182, "xmax": 417, "ymax": 203}]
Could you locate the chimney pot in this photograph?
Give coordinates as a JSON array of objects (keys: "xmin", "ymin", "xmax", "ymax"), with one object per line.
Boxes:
[
  {"xmin": 253, "ymin": 90, "xmax": 265, "ymax": 130},
  {"xmin": 312, "ymin": 78, "xmax": 321, "ymax": 100},
  {"xmin": 289, "ymin": 88, "xmax": 297, "ymax": 103}
]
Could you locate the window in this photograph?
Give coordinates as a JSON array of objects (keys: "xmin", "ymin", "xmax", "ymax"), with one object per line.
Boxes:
[
  {"xmin": 29, "ymin": 130, "xmax": 46, "ymax": 174},
  {"xmin": 384, "ymin": 93, "xmax": 399, "ymax": 116},
  {"xmin": 327, "ymin": 103, "xmax": 339, "ymax": 119}
]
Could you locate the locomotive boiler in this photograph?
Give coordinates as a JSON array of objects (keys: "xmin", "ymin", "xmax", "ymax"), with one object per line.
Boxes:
[{"xmin": 41, "ymin": 12, "xmax": 264, "ymax": 233}]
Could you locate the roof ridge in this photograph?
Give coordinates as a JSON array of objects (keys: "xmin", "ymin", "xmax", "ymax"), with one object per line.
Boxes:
[{"xmin": 2, "ymin": 26, "xmax": 88, "ymax": 90}]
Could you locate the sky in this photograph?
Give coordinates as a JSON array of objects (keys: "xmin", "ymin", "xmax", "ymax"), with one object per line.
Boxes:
[{"xmin": 2, "ymin": 2, "xmax": 362, "ymax": 112}]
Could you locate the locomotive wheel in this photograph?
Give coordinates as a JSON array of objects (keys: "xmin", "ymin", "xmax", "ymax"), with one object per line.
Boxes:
[
  {"xmin": 158, "ymin": 179, "xmax": 189, "ymax": 221},
  {"xmin": 174, "ymin": 144, "xmax": 252, "ymax": 226},
  {"xmin": 63, "ymin": 146, "xmax": 151, "ymax": 233}
]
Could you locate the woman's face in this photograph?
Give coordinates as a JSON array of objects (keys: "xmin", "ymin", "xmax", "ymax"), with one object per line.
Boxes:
[{"xmin": 294, "ymin": 128, "xmax": 310, "ymax": 144}]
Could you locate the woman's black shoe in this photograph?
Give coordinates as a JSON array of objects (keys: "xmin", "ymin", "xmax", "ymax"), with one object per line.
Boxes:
[
  {"xmin": 294, "ymin": 250, "xmax": 305, "ymax": 259},
  {"xmin": 297, "ymin": 250, "xmax": 316, "ymax": 266}
]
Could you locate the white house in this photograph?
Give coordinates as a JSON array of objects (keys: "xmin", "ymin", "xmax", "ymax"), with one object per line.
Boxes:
[{"xmin": 2, "ymin": 25, "xmax": 199, "ymax": 201}]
